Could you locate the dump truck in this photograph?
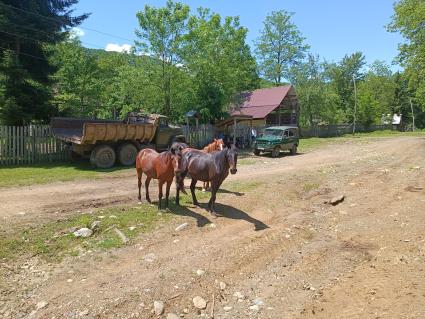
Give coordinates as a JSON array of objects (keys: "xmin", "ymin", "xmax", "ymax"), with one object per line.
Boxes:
[{"xmin": 51, "ymin": 113, "xmax": 186, "ymax": 168}]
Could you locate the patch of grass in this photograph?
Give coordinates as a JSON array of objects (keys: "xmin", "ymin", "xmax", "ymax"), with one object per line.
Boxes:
[
  {"xmin": 229, "ymin": 180, "xmax": 265, "ymax": 193},
  {"xmin": 238, "ymin": 158, "xmax": 259, "ymax": 166},
  {"xmin": 298, "ymin": 130, "xmax": 425, "ymax": 153},
  {"xmin": 302, "ymin": 182, "xmax": 320, "ymax": 192},
  {"xmin": 0, "ymin": 203, "xmax": 169, "ymax": 262},
  {"xmin": 0, "ymin": 162, "xmax": 131, "ymax": 188}
]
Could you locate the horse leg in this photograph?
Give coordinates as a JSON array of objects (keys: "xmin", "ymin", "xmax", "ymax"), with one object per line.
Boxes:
[
  {"xmin": 175, "ymin": 179, "xmax": 180, "ymax": 206},
  {"xmin": 190, "ymin": 178, "xmax": 199, "ymax": 206},
  {"xmin": 158, "ymin": 180, "xmax": 164, "ymax": 210},
  {"xmin": 137, "ymin": 171, "xmax": 142, "ymax": 201},
  {"xmin": 145, "ymin": 176, "xmax": 152, "ymax": 203},
  {"xmin": 165, "ymin": 180, "xmax": 172, "ymax": 208},
  {"xmin": 202, "ymin": 181, "xmax": 210, "ymax": 192},
  {"xmin": 208, "ymin": 183, "xmax": 219, "ymax": 218}
]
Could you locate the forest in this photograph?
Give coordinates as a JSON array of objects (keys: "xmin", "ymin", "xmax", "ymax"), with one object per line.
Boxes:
[{"xmin": 0, "ymin": 0, "xmax": 424, "ymax": 129}]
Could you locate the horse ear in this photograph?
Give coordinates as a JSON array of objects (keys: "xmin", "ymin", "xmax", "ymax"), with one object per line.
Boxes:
[{"xmin": 170, "ymin": 146, "xmax": 176, "ymax": 155}]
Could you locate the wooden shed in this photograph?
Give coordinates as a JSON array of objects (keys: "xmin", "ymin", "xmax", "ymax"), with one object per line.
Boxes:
[{"xmin": 228, "ymin": 85, "xmax": 299, "ymax": 128}]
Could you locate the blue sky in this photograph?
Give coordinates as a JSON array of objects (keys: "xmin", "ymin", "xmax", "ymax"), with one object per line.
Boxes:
[{"xmin": 73, "ymin": 0, "xmax": 403, "ymax": 69}]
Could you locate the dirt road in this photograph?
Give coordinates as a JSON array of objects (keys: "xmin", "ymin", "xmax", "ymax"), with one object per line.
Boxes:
[{"xmin": 1, "ymin": 136, "xmax": 425, "ymax": 319}]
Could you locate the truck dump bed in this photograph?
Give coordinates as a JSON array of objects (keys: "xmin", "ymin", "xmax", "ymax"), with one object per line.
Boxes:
[{"xmin": 51, "ymin": 116, "xmax": 158, "ymax": 145}]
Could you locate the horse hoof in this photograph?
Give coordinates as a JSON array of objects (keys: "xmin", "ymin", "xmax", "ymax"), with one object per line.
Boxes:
[{"xmin": 211, "ymin": 212, "xmax": 218, "ymax": 218}]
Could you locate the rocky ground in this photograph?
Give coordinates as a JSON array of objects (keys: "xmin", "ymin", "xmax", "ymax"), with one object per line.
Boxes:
[{"xmin": 1, "ymin": 136, "xmax": 424, "ymax": 319}]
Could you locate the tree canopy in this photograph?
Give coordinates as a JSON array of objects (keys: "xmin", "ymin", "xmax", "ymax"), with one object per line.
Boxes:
[
  {"xmin": 0, "ymin": 0, "xmax": 424, "ymax": 129},
  {"xmin": 0, "ymin": 0, "xmax": 88, "ymax": 125}
]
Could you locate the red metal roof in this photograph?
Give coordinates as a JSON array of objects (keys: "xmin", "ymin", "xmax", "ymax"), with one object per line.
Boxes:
[{"xmin": 231, "ymin": 85, "xmax": 292, "ymax": 119}]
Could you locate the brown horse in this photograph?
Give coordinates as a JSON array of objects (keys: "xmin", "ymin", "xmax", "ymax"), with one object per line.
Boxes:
[
  {"xmin": 175, "ymin": 145, "xmax": 238, "ymax": 217},
  {"xmin": 136, "ymin": 143, "xmax": 186, "ymax": 210},
  {"xmin": 202, "ymin": 139, "xmax": 224, "ymax": 191}
]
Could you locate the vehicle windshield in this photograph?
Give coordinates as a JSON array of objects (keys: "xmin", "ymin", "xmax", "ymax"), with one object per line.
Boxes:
[{"xmin": 262, "ymin": 129, "xmax": 283, "ymax": 137}]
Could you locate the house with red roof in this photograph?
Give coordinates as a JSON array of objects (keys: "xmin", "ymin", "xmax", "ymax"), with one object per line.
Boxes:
[{"xmin": 230, "ymin": 85, "xmax": 299, "ymax": 127}]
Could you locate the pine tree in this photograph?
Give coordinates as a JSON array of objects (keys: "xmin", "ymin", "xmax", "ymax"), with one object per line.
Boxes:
[{"xmin": 0, "ymin": 0, "xmax": 88, "ymax": 125}]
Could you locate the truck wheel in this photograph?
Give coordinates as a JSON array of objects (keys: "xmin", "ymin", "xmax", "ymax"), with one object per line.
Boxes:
[
  {"xmin": 271, "ymin": 147, "xmax": 280, "ymax": 158},
  {"xmin": 290, "ymin": 144, "xmax": 298, "ymax": 155},
  {"xmin": 90, "ymin": 145, "xmax": 116, "ymax": 169},
  {"xmin": 254, "ymin": 149, "xmax": 261, "ymax": 156},
  {"xmin": 117, "ymin": 143, "xmax": 138, "ymax": 166}
]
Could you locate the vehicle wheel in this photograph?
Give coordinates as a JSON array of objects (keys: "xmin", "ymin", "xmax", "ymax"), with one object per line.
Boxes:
[
  {"xmin": 290, "ymin": 144, "xmax": 298, "ymax": 155},
  {"xmin": 271, "ymin": 147, "xmax": 280, "ymax": 158},
  {"xmin": 90, "ymin": 145, "xmax": 116, "ymax": 168},
  {"xmin": 254, "ymin": 149, "xmax": 261, "ymax": 156},
  {"xmin": 117, "ymin": 143, "xmax": 138, "ymax": 166}
]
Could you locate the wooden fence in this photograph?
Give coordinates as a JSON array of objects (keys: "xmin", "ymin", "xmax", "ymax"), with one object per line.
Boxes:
[
  {"xmin": 183, "ymin": 124, "xmax": 216, "ymax": 148},
  {"xmin": 0, "ymin": 125, "xmax": 69, "ymax": 166}
]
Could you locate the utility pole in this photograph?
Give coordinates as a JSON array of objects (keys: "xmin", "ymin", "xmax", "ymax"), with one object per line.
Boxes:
[
  {"xmin": 352, "ymin": 74, "xmax": 357, "ymax": 135},
  {"xmin": 409, "ymin": 98, "xmax": 415, "ymax": 131}
]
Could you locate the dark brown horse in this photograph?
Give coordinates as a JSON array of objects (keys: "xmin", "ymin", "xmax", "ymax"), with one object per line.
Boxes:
[
  {"xmin": 202, "ymin": 138, "xmax": 224, "ymax": 191},
  {"xmin": 175, "ymin": 145, "xmax": 238, "ymax": 217},
  {"xmin": 136, "ymin": 143, "xmax": 186, "ymax": 209}
]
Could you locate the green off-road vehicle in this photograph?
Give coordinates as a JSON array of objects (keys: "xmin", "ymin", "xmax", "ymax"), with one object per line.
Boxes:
[{"xmin": 253, "ymin": 126, "xmax": 299, "ymax": 158}]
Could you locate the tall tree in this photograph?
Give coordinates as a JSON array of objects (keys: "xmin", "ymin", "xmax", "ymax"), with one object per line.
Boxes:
[
  {"xmin": 135, "ymin": 0, "xmax": 190, "ymax": 117},
  {"xmin": 50, "ymin": 38, "xmax": 100, "ymax": 118},
  {"xmin": 183, "ymin": 8, "xmax": 258, "ymax": 121},
  {"xmin": 356, "ymin": 61, "xmax": 396, "ymax": 127},
  {"xmin": 326, "ymin": 52, "xmax": 366, "ymax": 121},
  {"xmin": 0, "ymin": 0, "xmax": 88, "ymax": 124},
  {"xmin": 255, "ymin": 10, "xmax": 309, "ymax": 85},
  {"xmin": 290, "ymin": 54, "xmax": 342, "ymax": 126},
  {"xmin": 388, "ymin": 0, "xmax": 425, "ymax": 124}
]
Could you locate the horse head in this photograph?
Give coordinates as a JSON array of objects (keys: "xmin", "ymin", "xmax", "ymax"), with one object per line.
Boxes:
[
  {"xmin": 170, "ymin": 142, "xmax": 188, "ymax": 174},
  {"xmin": 226, "ymin": 144, "xmax": 238, "ymax": 174},
  {"xmin": 170, "ymin": 142, "xmax": 188, "ymax": 194},
  {"xmin": 215, "ymin": 138, "xmax": 225, "ymax": 151}
]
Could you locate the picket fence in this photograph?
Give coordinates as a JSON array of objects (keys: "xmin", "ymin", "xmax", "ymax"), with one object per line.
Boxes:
[
  {"xmin": 0, "ymin": 125, "xmax": 69, "ymax": 166},
  {"xmin": 183, "ymin": 124, "xmax": 216, "ymax": 148}
]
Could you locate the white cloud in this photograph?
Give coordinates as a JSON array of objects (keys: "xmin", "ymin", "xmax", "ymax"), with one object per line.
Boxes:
[
  {"xmin": 70, "ymin": 27, "xmax": 85, "ymax": 38},
  {"xmin": 105, "ymin": 43, "xmax": 132, "ymax": 53}
]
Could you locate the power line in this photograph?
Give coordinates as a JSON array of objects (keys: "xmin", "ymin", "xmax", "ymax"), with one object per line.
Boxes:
[
  {"xmin": 0, "ymin": 2, "xmax": 135, "ymax": 43},
  {"xmin": 0, "ymin": 28, "xmax": 110, "ymax": 51}
]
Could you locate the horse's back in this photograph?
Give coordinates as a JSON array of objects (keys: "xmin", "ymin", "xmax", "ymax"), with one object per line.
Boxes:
[{"xmin": 136, "ymin": 148, "xmax": 159, "ymax": 174}]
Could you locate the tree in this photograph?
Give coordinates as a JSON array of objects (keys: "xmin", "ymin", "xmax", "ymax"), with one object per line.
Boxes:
[
  {"xmin": 0, "ymin": 0, "xmax": 88, "ymax": 124},
  {"xmin": 356, "ymin": 61, "xmax": 396, "ymax": 127},
  {"xmin": 135, "ymin": 0, "xmax": 190, "ymax": 118},
  {"xmin": 255, "ymin": 10, "xmax": 309, "ymax": 85},
  {"xmin": 388, "ymin": 0, "xmax": 425, "ymax": 126},
  {"xmin": 50, "ymin": 38, "xmax": 100, "ymax": 117},
  {"xmin": 290, "ymin": 54, "xmax": 342, "ymax": 126},
  {"xmin": 183, "ymin": 8, "xmax": 258, "ymax": 121},
  {"xmin": 326, "ymin": 52, "xmax": 366, "ymax": 122}
]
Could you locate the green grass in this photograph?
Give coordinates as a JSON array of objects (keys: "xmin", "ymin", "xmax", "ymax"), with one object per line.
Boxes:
[
  {"xmin": 238, "ymin": 158, "xmax": 259, "ymax": 166},
  {"xmin": 0, "ymin": 203, "xmax": 169, "ymax": 262},
  {"xmin": 302, "ymin": 182, "xmax": 320, "ymax": 192},
  {"xmin": 0, "ymin": 162, "xmax": 131, "ymax": 188},
  {"xmin": 298, "ymin": 130, "xmax": 425, "ymax": 153}
]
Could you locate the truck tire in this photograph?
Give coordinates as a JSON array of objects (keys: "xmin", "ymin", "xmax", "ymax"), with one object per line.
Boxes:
[
  {"xmin": 271, "ymin": 146, "xmax": 280, "ymax": 158},
  {"xmin": 290, "ymin": 144, "xmax": 298, "ymax": 155},
  {"xmin": 117, "ymin": 143, "xmax": 138, "ymax": 166},
  {"xmin": 90, "ymin": 145, "xmax": 116, "ymax": 169},
  {"xmin": 254, "ymin": 149, "xmax": 261, "ymax": 156}
]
